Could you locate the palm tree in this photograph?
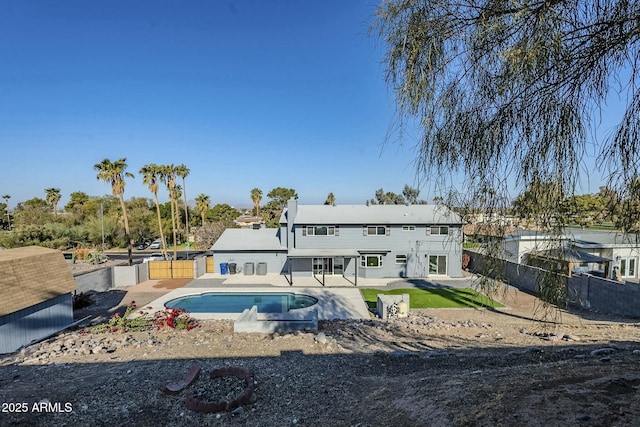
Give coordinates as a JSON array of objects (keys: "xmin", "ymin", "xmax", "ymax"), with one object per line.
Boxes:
[
  {"xmin": 195, "ymin": 193, "xmax": 210, "ymax": 226},
  {"xmin": 94, "ymin": 158, "xmax": 135, "ymax": 265},
  {"xmin": 173, "ymin": 184, "xmax": 184, "ymax": 241},
  {"xmin": 250, "ymin": 187, "xmax": 262, "ymax": 217},
  {"xmin": 324, "ymin": 192, "xmax": 336, "ymax": 206},
  {"xmin": 2, "ymin": 194, "xmax": 10, "ymax": 229},
  {"xmin": 45, "ymin": 188, "xmax": 62, "ymax": 216},
  {"xmin": 175, "ymin": 164, "xmax": 190, "ymax": 245},
  {"xmin": 140, "ymin": 163, "xmax": 169, "ymax": 260},
  {"xmin": 160, "ymin": 164, "xmax": 179, "ymax": 261}
]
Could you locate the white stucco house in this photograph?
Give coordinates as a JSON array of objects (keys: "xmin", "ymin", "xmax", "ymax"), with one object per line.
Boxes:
[{"xmin": 501, "ymin": 229, "xmax": 639, "ymax": 280}]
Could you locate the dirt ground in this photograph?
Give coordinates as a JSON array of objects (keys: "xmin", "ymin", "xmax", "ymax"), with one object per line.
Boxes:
[{"xmin": 1, "ymin": 282, "xmax": 640, "ymax": 426}]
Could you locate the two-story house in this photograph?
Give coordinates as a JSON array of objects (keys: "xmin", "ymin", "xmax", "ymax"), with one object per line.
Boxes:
[{"xmin": 212, "ymin": 199, "xmax": 463, "ymax": 284}]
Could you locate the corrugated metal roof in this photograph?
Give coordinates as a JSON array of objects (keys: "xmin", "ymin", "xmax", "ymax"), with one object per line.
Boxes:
[
  {"xmin": 0, "ymin": 246, "xmax": 77, "ymax": 317},
  {"xmin": 212, "ymin": 228, "xmax": 286, "ymax": 252},
  {"xmin": 291, "ymin": 204, "xmax": 461, "ymax": 225}
]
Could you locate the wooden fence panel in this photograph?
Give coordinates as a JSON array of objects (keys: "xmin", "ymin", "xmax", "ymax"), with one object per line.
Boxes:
[
  {"xmin": 206, "ymin": 257, "xmax": 214, "ymax": 273},
  {"xmin": 148, "ymin": 260, "xmax": 194, "ymax": 279}
]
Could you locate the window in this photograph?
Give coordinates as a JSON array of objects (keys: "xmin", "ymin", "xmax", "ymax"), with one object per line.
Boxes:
[
  {"xmin": 361, "ymin": 255, "xmax": 383, "ymax": 268},
  {"xmin": 364, "ymin": 226, "xmax": 389, "ymax": 236},
  {"xmin": 428, "ymin": 255, "xmax": 447, "ymax": 275},
  {"xmin": 402, "ymin": 225, "xmax": 416, "ymax": 231},
  {"xmin": 395, "ymin": 254, "xmax": 407, "ymax": 264},
  {"xmin": 427, "ymin": 226, "xmax": 449, "ymax": 236},
  {"xmin": 620, "ymin": 257, "xmax": 637, "ymax": 278},
  {"xmin": 305, "ymin": 226, "xmax": 335, "ymax": 236}
]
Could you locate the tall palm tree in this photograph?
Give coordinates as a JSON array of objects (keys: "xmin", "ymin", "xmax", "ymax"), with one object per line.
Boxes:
[
  {"xmin": 160, "ymin": 164, "xmax": 179, "ymax": 261},
  {"xmin": 175, "ymin": 164, "xmax": 190, "ymax": 245},
  {"xmin": 195, "ymin": 193, "xmax": 210, "ymax": 226},
  {"xmin": 45, "ymin": 188, "xmax": 62, "ymax": 216},
  {"xmin": 2, "ymin": 194, "xmax": 10, "ymax": 228},
  {"xmin": 250, "ymin": 187, "xmax": 262, "ymax": 217},
  {"xmin": 140, "ymin": 163, "xmax": 169, "ymax": 260},
  {"xmin": 94, "ymin": 158, "xmax": 135, "ymax": 265},
  {"xmin": 173, "ymin": 184, "xmax": 184, "ymax": 241}
]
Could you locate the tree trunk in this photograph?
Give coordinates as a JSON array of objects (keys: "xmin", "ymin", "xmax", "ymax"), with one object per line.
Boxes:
[{"xmin": 118, "ymin": 193, "xmax": 133, "ymax": 266}]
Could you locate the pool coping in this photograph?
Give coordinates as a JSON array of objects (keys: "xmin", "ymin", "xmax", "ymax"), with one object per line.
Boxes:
[{"xmin": 144, "ymin": 287, "xmax": 372, "ymax": 321}]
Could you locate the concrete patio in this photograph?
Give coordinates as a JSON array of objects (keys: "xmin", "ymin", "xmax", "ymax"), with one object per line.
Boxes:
[{"xmin": 129, "ymin": 273, "xmax": 478, "ymax": 325}]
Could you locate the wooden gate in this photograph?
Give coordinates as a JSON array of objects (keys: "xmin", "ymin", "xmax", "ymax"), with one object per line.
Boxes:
[
  {"xmin": 206, "ymin": 257, "xmax": 214, "ymax": 273},
  {"xmin": 148, "ymin": 260, "xmax": 194, "ymax": 279}
]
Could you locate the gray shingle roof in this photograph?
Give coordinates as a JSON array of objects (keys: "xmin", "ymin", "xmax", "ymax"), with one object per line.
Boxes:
[
  {"xmin": 290, "ymin": 204, "xmax": 461, "ymax": 225},
  {"xmin": 211, "ymin": 228, "xmax": 286, "ymax": 252}
]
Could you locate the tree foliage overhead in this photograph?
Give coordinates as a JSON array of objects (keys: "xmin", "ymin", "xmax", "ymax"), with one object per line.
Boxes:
[
  {"xmin": 370, "ymin": 185, "xmax": 426, "ymax": 205},
  {"xmin": 373, "ymin": 0, "xmax": 640, "ymax": 314},
  {"xmin": 373, "ymin": 0, "xmax": 640, "ymax": 210}
]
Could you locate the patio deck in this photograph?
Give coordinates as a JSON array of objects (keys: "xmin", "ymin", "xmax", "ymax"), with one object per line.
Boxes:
[{"xmin": 131, "ymin": 273, "xmax": 477, "ymax": 323}]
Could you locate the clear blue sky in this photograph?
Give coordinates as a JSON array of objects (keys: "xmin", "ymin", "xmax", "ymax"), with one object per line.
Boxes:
[
  {"xmin": 0, "ymin": 0, "xmax": 617, "ymax": 210},
  {"xmin": 0, "ymin": 0, "xmax": 417, "ymax": 209}
]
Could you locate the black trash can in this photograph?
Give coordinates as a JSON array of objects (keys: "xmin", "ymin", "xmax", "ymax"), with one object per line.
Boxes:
[{"xmin": 229, "ymin": 263, "xmax": 237, "ymax": 274}]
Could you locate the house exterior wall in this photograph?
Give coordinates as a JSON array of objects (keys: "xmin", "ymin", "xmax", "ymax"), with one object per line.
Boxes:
[
  {"xmin": 213, "ymin": 251, "xmax": 287, "ymax": 275},
  {"xmin": 293, "ymin": 225, "xmax": 463, "ymax": 278},
  {"xmin": 0, "ymin": 293, "xmax": 73, "ymax": 354}
]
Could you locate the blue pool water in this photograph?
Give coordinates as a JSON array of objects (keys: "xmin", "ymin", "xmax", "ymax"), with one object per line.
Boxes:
[{"xmin": 165, "ymin": 292, "xmax": 318, "ymax": 314}]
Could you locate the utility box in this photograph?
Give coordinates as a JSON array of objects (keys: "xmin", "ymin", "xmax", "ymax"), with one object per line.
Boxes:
[{"xmin": 376, "ymin": 294, "xmax": 410, "ymax": 320}]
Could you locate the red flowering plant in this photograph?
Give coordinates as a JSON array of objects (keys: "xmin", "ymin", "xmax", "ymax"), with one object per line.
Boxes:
[
  {"xmin": 152, "ymin": 307, "xmax": 199, "ymax": 331},
  {"xmin": 85, "ymin": 301, "xmax": 198, "ymax": 333}
]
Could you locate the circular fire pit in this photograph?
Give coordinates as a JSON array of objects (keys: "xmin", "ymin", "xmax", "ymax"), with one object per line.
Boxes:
[{"xmin": 185, "ymin": 366, "xmax": 254, "ymax": 413}]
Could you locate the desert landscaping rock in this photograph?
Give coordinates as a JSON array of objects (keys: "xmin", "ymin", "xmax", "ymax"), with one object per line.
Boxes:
[{"xmin": 2, "ymin": 288, "xmax": 640, "ymax": 426}]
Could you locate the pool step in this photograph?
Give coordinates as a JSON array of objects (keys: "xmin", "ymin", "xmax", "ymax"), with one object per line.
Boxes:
[{"xmin": 234, "ymin": 305, "xmax": 318, "ymax": 333}]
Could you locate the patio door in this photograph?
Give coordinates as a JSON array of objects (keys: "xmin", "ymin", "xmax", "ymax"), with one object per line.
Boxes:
[
  {"xmin": 334, "ymin": 257, "xmax": 344, "ymax": 275},
  {"xmin": 428, "ymin": 255, "xmax": 447, "ymax": 275},
  {"xmin": 313, "ymin": 257, "xmax": 333, "ymax": 275}
]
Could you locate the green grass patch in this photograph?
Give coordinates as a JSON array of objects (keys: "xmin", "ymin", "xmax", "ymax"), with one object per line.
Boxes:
[{"xmin": 360, "ymin": 288, "xmax": 504, "ymax": 310}]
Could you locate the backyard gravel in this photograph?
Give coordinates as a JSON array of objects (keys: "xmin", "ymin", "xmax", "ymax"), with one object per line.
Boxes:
[{"xmin": 1, "ymin": 286, "xmax": 640, "ymax": 426}]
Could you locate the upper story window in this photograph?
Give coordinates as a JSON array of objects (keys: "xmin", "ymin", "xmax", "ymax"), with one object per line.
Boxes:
[
  {"xmin": 427, "ymin": 226, "xmax": 449, "ymax": 236},
  {"xmin": 402, "ymin": 225, "xmax": 416, "ymax": 231},
  {"xmin": 363, "ymin": 226, "xmax": 389, "ymax": 236},
  {"xmin": 304, "ymin": 226, "xmax": 337, "ymax": 236}
]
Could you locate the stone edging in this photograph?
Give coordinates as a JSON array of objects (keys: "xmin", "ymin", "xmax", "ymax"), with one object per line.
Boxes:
[{"xmin": 185, "ymin": 366, "xmax": 254, "ymax": 413}]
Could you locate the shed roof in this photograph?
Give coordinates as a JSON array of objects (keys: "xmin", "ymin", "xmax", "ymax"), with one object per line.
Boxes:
[
  {"xmin": 0, "ymin": 246, "xmax": 77, "ymax": 317},
  {"xmin": 530, "ymin": 248, "xmax": 611, "ymax": 263},
  {"xmin": 211, "ymin": 228, "xmax": 286, "ymax": 252},
  {"xmin": 290, "ymin": 204, "xmax": 462, "ymax": 225}
]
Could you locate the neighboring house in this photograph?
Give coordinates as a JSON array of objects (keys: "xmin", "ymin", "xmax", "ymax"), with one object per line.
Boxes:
[
  {"xmin": 212, "ymin": 199, "xmax": 464, "ymax": 284},
  {"xmin": 570, "ymin": 230, "xmax": 639, "ymax": 280},
  {"xmin": 0, "ymin": 246, "xmax": 77, "ymax": 354},
  {"xmin": 499, "ymin": 229, "xmax": 639, "ymax": 280},
  {"xmin": 233, "ymin": 215, "xmax": 264, "ymax": 228},
  {"xmin": 463, "ymin": 223, "xmax": 518, "ymax": 245}
]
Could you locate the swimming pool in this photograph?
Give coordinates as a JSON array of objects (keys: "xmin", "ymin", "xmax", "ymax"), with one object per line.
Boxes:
[{"xmin": 165, "ymin": 292, "xmax": 319, "ymax": 314}]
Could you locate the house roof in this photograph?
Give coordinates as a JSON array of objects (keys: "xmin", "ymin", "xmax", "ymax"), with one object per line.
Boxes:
[
  {"xmin": 211, "ymin": 228, "xmax": 286, "ymax": 252},
  {"xmin": 567, "ymin": 229, "xmax": 640, "ymax": 248},
  {"xmin": 504, "ymin": 228, "xmax": 640, "ymax": 249},
  {"xmin": 530, "ymin": 248, "xmax": 611, "ymax": 263},
  {"xmin": 289, "ymin": 204, "xmax": 462, "ymax": 225},
  {"xmin": 463, "ymin": 224, "xmax": 518, "ymax": 237},
  {"xmin": 0, "ymin": 246, "xmax": 77, "ymax": 317}
]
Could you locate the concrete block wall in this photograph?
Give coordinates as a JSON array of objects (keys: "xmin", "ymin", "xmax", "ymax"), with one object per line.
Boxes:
[
  {"xmin": 465, "ymin": 249, "xmax": 640, "ymax": 318},
  {"xmin": 74, "ymin": 268, "xmax": 113, "ymax": 293}
]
